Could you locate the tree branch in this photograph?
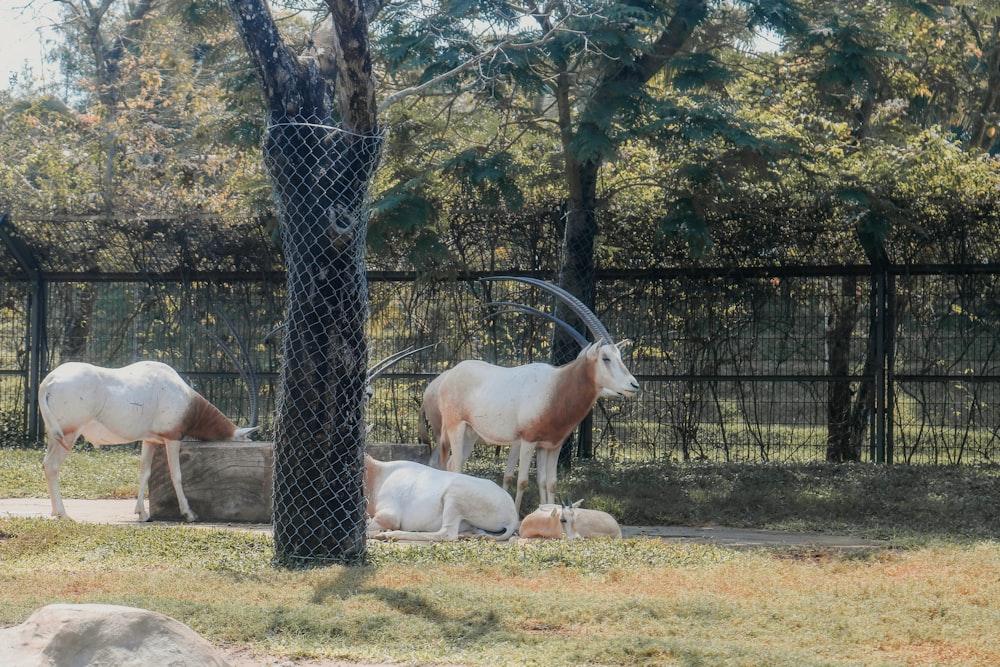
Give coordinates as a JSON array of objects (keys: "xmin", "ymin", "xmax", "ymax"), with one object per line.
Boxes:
[
  {"xmin": 227, "ymin": 0, "xmax": 312, "ymax": 118},
  {"xmin": 325, "ymin": 0, "xmax": 378, "ymax": 131},
  {"xmin": 378, "ymin": 33, "xmax": 563, "ymax": 113}
]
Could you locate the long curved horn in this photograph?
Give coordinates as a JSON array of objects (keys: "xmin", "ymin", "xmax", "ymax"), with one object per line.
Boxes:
[
  {"xmin": 480, "ymin": 302, "xmax": 590, "ymax": 348},
  {"xmin": 482, "ymin": 276, "xmax": 614, "ymax": 344},
  {"xmin": 199, "ymin": 311, "xmax": 259, "ymax": 428},
  {"xmin": 262, "ymin": 323, "xmax": 284, "ymax": 344},
  {"xmin": 367, "ymin": 344, "xmax": 435, "ymax": 384},
  {"xmin": 216, "ymin": 307, "xmax": 259, "ymax": 429}
]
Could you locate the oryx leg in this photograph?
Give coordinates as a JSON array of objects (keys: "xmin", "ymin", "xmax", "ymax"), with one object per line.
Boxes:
[
  {"xmin": 503, "ymin": 444, "xmax": 519, "ymax": 493},
  {"xmin": 512, "ymin": 441, "xmax": 537, "ymax": 515},
  {"xmin": 367, "ymin": 507, "xmax": 402, "ymax": 537},
  {"xmin": 445, "ymin": 423, "xmax": 477, "ymax": 473},
  {"xmin": 135, "ymin": 441, "xmax": 155, "ymax": 521},
  {"xmin": 537, "ymin": 446, "xmax": 561, "ymax": 506},
  {"xmin": 163, "ymin": 439, "xmax": 196, "ymax": 522},
  {"xmin": 373, "ymin": 494, "xmax": 467, "ymax": 542},
  {"xmin": 42, "ymin": 433, "xmax": 76, "ymax": 519},
  {"xmin": 427, "ymin": 438, "xmax": 448, "ymax": 469},
  {"xmin": 428, "ymin": 418, "xmax": 451, "ymax": 470}
]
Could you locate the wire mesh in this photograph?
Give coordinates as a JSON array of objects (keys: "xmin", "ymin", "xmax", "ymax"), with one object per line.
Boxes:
[
  {"xmin": 38, "ymin": 279, "xmax": 281, "ymax": 434},
  {"xmin": 8, "ymin": 205, "xmax": 1000, "ymax": 470},
  {"xmin": 264, "ymin": 120, "xmax": 383, "ymax": 566},
  {"xmin": 893, "ymin": 271, "xmax": 1000, "ymax": 463},
  {"xmin": 0, "ymin": 281, "xmax": 28, "ymax": 443}
]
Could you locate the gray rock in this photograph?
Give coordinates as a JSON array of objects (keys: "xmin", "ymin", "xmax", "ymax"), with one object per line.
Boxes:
[{"xmin": 0, "ymin": 603, "xmax": 231, "ymax": 667}]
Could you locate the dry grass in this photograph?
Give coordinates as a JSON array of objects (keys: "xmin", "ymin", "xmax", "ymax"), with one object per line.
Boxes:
[
  {"xmin": 4, "ymin": 448, "xmax": 1000, "ymax": 664},
  {"xmin": 2, "ymin": 518, "xmax": 1000, "ymax": 666}
]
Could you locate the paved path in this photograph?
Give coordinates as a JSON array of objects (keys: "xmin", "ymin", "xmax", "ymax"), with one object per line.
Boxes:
[{"xmin": 0, "ymin": 498, "xmax": 885, "ymax": 549}]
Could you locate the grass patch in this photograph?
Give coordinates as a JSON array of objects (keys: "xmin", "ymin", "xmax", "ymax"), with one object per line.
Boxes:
[
  {"xmin": 7, "ymin": 448, "xmax": 1000, "ymax": 539},
  {"xmin": 465, "ymin": 456, "xmax": 1000, "ymax": 541},
  {"xmin": 2, "ymin": 519, "xmax": 1000, "ymax": 665},
  {"xmin": 0, "ymin": 447, "xmax": 138, "ymax": 499},
  {"xmin": 6, "ymin": 448, "xmax": 1000, "ymax": 663}
]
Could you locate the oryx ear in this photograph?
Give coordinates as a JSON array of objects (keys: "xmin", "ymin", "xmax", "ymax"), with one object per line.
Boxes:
[
  {"xmin": 616, "ymin": 339, "xmax": 633, "ymax": 352},
  {"xmin": 572, "ymin": 499, "xmax": 583, "ymax": 508},
  {"xmin": 549, "ymin": 507, "xmax": 560, "ymax": 518}
]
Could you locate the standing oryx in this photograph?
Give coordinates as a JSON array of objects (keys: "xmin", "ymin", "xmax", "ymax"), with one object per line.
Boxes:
[
  {"xmin": 39, "ymin": 361, "xmax": 257, "ymax": 522},
  {"xmin": 419, "ymin": 277, "xmax": 638, "ymax": 514}
]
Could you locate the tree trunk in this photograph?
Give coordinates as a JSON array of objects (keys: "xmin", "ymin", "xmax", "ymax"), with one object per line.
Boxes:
[
  {"xmin": 969, "ymin": 38, "xmax": 1000, "ymax": 151},
  {"xmin": 60, "ymin": 284, "xmax": 97, "ymax": 360},
  {"xmin": 825, "ymin": 276, "xmax": 863, "ymax": 462},
  {"xmin": 550, "ymin": 0, "xmax": 708, "ymax": 464},
  {"xmin": 228, "ymin": 0, "xmax": 381, "ymax": 565}
]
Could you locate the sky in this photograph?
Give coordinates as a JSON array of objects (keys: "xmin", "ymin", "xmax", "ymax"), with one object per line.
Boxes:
[{"xmin": 0, "ymin": 3, "xmax": 61, "ymax": 87}]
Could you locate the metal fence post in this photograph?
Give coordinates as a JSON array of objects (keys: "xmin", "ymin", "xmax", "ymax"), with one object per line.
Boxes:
[
  {"xmin": 873, "ymin": 268, "xmax": 887, "ymax": 463},
  {"xmin": 885, "ymin": 271, "xmax": 896, "ymax": 463}
]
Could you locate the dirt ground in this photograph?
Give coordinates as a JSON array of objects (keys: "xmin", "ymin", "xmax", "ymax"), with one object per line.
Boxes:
[{"xmin": 216, "ymin": 644, "xmax": 400, "ymax": 667}]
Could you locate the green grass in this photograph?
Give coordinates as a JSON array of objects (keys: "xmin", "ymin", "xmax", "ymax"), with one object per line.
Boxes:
[
  {"xmin": 2, "ymin": 519, "xmax": 999, "ymax": 665},
  {"xmin": 8, "ymin": 447, "xmax": 1000, "ymax": 540},
  {"xmin": 0, "ymin": 446, "xmax": 138, "ymax": 499}
]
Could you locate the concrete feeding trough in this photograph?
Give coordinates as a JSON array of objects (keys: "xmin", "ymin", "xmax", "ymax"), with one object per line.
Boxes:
[{"xmin": 147, "ymin": 441, "xmax": 429, "ymax": 523}]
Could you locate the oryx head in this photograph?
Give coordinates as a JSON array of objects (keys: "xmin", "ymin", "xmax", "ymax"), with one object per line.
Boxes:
[
  {"xmin": 584, "ymin": 340, "xmax": 639, "ymax": 400},
  {"xmin": 483, "ymin": 276, "xmax": 639, "ymax": 399},
  {"xmin": 558, "ymin": 498, "xmax": 583, "ymax": 540}
]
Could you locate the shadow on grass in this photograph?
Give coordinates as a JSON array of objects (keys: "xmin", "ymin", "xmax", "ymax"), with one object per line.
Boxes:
[{"xmin": 548, "ymin": 460, "xmax": 1000, "ymax": 539}]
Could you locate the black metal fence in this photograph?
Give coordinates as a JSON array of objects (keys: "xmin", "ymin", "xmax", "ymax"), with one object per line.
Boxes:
[{"xmin": 4, "ymin": 214, "xmax": 1000, "ymax": 463}]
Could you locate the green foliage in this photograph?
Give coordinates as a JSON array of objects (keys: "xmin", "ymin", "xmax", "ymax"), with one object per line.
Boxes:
[
  {"xmin": 660, "ymin": 197, "xmax": 714, "ymax": 258},
  {"xmin": 4, "ymin": 0, "xmax": 1000, "ymax": 274},
  {"xmin": 0, "ymin": 408, "xmax": 31, "ymax": 450}
]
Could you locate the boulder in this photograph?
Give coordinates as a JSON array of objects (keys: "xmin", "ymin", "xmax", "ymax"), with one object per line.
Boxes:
[{"xmin": 0, "ymin": 603, "xmax": 230, "ymax": 667}]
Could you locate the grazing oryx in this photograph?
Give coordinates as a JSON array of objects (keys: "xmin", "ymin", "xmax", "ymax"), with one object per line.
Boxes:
[
  {"xmin": 418, "ymin": 277, "xmax": 639, "ymax": 514},
  {"xmin": 39, "ymin": 361, "xmax": 256, "ymax": 522},
  {"xmin": 519, "ymin": 500, "xmax": 623, "ymax": 539},
  {"xmin": 364, "ymin": 454, "xmax": 519, "ymax": 541}
]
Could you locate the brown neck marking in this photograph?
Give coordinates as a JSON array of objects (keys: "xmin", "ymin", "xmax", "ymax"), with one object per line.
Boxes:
[
  {"xmin": 180, "ymin": 394, "xmax": 239, "ymax": 441},
  {"xmin": 520, "ymin": 354, "xmax": 599, "ymax": 447}
]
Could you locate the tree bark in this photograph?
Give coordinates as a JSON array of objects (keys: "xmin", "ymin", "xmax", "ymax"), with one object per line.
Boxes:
[
  {"xmin": 227, "ymin": 0, "xmax": 381, "ymax": 565},
  {"xmin": 825, "ymin": 276, "xmax": 862, "ymax": 462},
  {"xmin": 551, "ymin": 0, "xmax": 708, "ymax": 461}
]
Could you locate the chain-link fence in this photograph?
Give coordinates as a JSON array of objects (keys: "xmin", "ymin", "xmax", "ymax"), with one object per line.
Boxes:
[{"xmin": 264, "ymin": 120, "xmax": 383, "ymax": 565}]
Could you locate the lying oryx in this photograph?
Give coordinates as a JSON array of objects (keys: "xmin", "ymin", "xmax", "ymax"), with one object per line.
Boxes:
[
  {"xmin": 419, "ymin": 277, "xmax": 639, "ymax": 514},
  {"xmin": 39, "ymin": 361, "xmax": 256, "ymax": 522},
  {"xmin": 518, "ymin": 500, "xmax": 623, "ymax": 539},
  {"xmin": 364, "ymin": 454, "xmax": 519, "ymax": 541}
]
